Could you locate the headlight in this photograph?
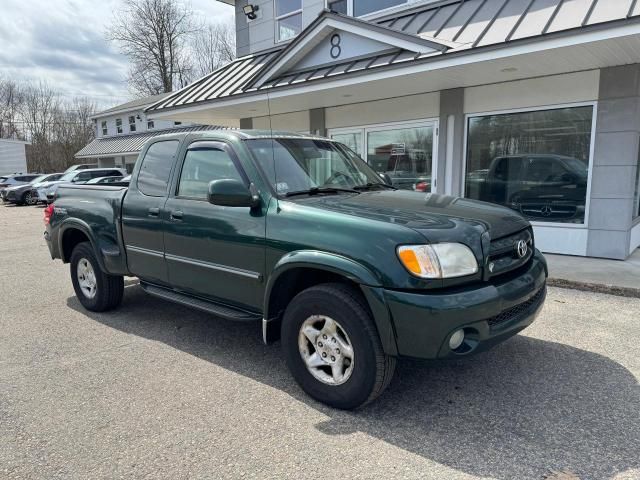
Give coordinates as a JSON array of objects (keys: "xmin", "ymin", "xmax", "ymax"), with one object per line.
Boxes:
[{"xmin": 397, "ymin": 243, "xmax": 478, "ymax": 279}]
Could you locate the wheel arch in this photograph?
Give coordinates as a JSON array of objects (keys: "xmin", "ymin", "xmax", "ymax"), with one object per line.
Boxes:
[
  {"xmin": 262, "ymin": 251, "xmax": 398, "ymax": 355},
  {"xmin": 58, "ymin": 220, "xmax": 105, "ymax": 271}
]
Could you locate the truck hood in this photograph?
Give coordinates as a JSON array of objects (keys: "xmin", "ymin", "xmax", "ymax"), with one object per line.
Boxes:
[{"xmin": 287, "ymin": 190, "xmax": 529, "ymax": 241}]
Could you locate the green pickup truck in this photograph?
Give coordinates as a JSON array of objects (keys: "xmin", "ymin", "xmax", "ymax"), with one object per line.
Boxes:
[{"xmin": 44, "ymin": 130, "xmax": 547, "ymax": 409}]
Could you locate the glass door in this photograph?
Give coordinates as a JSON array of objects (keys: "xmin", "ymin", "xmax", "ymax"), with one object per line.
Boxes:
[{"xmin": 330, "ymin": 120, "xmax": 438, "ymax": 192}]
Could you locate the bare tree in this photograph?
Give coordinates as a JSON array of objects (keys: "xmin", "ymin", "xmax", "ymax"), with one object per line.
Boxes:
[
  {"xmin": 107, "ymin": 0, "xmax": 196, "ymax": 97},
  {"xmin": 50, "ymin": 98, "xmax": 97, "ymax": 172},
  {"xmin": 0, "ymin": 77, "xmax": 24, "ymax": 139},
  {"xmin": 18, "ymin": 81, "xmax": 96, "ymax": 172},
  {"xmin": 20, "ymin": 81, "xmax": 60, "ymax": 171},
  {"xmin": 190, "ymin": 22, "xmax": 236, "ymax": 79}
]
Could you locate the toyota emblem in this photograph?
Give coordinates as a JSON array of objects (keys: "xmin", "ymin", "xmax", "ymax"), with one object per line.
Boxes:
[{"xmin": 516, "ymin": 240, "xmax": 528, "ymax": 258}]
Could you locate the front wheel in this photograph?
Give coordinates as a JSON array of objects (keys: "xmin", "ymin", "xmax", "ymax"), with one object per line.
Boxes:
[
  {"xmin": 70, "ymin": 242, "xmax": 124, "ymax": 312},
  {"xmin": 22, "ymin": 191, "xmax": 37, "ymax": 206},
  {"xmin": 281, "ymin": 283, "xmax": 396, "ymax": 409}
]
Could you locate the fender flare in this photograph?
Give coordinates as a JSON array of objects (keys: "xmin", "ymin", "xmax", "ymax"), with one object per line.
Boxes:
[
  {"xmin": 262, "ymin": 251, "xmax": 398, "ymax": 356},
  {"xmin": 57, "ymin": 218, "xmax": 107, "ymax": 272}
]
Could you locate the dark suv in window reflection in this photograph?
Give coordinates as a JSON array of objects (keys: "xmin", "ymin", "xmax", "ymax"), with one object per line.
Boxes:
[
  {"xmin": 370, "ymin": 149, "xmax": 432, "ymax": 192},
  {"xmin": 467, "ymin": 154, "xmax": 589, "ymax": 222}
]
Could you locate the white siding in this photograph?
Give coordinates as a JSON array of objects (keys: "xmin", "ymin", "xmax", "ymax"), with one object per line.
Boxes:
[
  {"xmin": 0, "ymin": 140, "xmax": 28, "ymax": 175},
  {"xmin": 325, "ymin": 92, "xmax": 440, "ymax": 128},
  {"xmin": 243, "ymin": 0, "xmax": 325, "ymax": 55},
  {"xmin": 464, "ymin": 70, "xmax": 600, "ymax": 113},
  {"xmin": 96, "ymin": 110, "xmax": 190, "ymax": 138},
  {"xmin": 253, "ymin": 110, "xmax": 310, "ymax": 131}
]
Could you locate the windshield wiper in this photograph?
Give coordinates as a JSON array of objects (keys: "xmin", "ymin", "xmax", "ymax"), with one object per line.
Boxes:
[
  {"xmin": 353, "ymin": 182, "xmax": 396, "ymax": 191},
  {"xmin": 284, "ymin": 186, "xmax": 360, "ymax": 197}
]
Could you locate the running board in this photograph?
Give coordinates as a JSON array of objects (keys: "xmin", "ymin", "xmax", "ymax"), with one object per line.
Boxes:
[{"xmin": 140, "ymin": 283, "xmax": 261, "ymax": 321}]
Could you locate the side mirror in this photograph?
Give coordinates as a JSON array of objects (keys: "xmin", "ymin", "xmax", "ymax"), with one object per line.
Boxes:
[
  {"xmin": 207, "ymin": 179, "xmax": 260, "ymax": 208},
  {"xmin": 380, "ymin": 173, "xmax": 393, "ymax": 186}
]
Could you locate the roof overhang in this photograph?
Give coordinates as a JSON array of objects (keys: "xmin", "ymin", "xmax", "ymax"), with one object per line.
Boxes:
[{"xmin": 149, "ymin": 19, "xmax": 640, "ymax": 126}]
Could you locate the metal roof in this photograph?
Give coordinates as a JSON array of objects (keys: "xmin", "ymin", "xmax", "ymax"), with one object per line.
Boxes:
[
  {"xmin": 374, "ymin": 0, "xmax": 639, "ymax": 47},
  {"xmin": 147, "ymin": 2, "xmax": 640, "ymax": 114},
  {"xmin": 147, "ymin": 50, "xmax": 282, "ymax": 113},
  {"xmin": 74, "ymin": 125, "xmax": 226, "ymax": 159},
  {"xmin": 93, "ymin": 92, "xmax": 171, "ymax": 118}
]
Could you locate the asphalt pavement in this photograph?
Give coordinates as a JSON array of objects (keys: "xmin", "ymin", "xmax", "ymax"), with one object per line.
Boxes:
[{"xmin": 1, "ymin": 204, "xmax": 638, "ymax": 480}]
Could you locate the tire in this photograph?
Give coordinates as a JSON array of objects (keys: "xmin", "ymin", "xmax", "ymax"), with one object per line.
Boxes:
[
  {"xmin": 281, "ymin": 283, "xmax": 396, "ymax": 410},
  {"xmin": 69, "ymin": 242, "xmax": 124, "ymax": 312},
  {"xmin": 22, "ymin": 191, "xmax": 36, "ymax": 206}
]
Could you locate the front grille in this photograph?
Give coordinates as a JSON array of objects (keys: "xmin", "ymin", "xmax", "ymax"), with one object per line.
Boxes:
[
  {"xmin": 487, "ymin": 228, "xmax": 533, "ymax": 278},
  {"xmin": 487, "ymin": 287, "xmax": 545, "ymax": 330}
]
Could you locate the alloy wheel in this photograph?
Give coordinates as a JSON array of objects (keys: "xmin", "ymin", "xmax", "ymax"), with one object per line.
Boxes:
[
  {"xmin": 298, "ymin": 315, "xmax": 354, "ymax": 385},
  {"xmin": 76, "ymin": 258, "xmax": 97, "ymax": 299}
]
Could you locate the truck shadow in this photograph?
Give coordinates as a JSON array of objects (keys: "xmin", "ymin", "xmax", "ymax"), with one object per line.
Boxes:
[{"xmin": 67, "ymin": 285, "xmax": 640, "ymax": 480}]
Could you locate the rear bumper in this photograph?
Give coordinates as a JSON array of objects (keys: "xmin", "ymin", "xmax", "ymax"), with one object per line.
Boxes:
[{"xmin": 384, "ymin": 250, "xmax": 547, "ymax": 359}]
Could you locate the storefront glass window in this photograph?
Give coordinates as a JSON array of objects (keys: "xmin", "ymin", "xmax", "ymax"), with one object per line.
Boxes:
[
  {"xmin": 367, "ymin": 125, "xmax": 434, "ymax": 192},
  {"xmin": 465, "ymin": 106, "xmax": 593, "ymax": 224},
  {"xmin": 331, "ymin": 131, "xmax": 362, "ymax": 156}
]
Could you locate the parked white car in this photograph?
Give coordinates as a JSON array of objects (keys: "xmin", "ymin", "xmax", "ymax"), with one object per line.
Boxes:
[{"xmin": 39, "ymin": 168, "xmax": 126, "ymax": 203}]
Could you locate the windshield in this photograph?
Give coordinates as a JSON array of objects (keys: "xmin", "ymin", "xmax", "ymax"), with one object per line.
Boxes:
[
  {"xmin": 246, "ymin": 138, "xmax": 385, "ymax": 195},
  {"xmin": 58, "ymin": 171, "xmax": 79, "ymax": 182},
  {"xmin": 30, "ymin": 175, "xmax": 49, "ymax": 184}
]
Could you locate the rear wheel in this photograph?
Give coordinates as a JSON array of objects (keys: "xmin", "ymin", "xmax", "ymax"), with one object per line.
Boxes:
[
  {"xmin": 281, "ymin": 283, "xmax": 396, "ymax": 410},
  {"xmin": 70, "ymin": 242, "xmax": 123, "ymax": 312}
]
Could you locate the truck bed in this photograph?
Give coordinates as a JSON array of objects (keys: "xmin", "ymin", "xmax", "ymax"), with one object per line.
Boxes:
[{"xmin": 48, "ymin": 184, "xmax": 130, "ymax": 275}]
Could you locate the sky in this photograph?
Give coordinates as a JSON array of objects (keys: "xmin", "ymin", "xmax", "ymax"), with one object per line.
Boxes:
[{"xmin": 0, "ymin": 0, "xmax": 234, "ymax": 110}]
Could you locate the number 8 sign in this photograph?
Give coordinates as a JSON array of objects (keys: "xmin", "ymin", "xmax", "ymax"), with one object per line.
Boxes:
[{"xmin": 330, "ymin": 33, "xmax": 341, "ymax": 59}]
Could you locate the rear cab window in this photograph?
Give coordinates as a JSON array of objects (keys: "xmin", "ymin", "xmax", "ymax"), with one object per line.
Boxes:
[{"xmin": 137, "ymin": 140, "xmax": 180, "ymax": 196}]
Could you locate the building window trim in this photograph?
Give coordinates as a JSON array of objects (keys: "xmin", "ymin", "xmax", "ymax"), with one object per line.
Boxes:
[
  {"xmin": 326, "ymin": 0, "xmax": 422, "ymax": 19},
  {"xmin": 101, "ymin": 120, "xmax": 108, "ymax": 136},
  {"xmin": 462, "ymin": 101, "xmax": 598, "ymax": 230},
  {"xmin": 116, "ymin": 118, "xmax": 123, "ymax": 134},
  {"xmin": 274, "ymin": 0, "xmax": 303, "ymax": 43}
]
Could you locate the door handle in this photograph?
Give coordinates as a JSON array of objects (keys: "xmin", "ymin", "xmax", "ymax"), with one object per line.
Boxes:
[
  {"xmin": 148, "ymin": 207, "xmax": 160, "ymax": 217},
  {"xmin": 170, "ymin": 210, "xmax": 183, "ymax": 220}
]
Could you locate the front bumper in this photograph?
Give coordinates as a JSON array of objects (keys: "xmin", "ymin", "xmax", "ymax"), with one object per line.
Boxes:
[
  {"xmin": 384, "ymin": 250, "xmax": 547, "ymax": 359},
  {"xmin": 2, "ymin": 190, "xmax": 17, "ymax": 203},
  {"xmin": 34, "ymin": 188, "xmax": 48, "ymax": 202}
]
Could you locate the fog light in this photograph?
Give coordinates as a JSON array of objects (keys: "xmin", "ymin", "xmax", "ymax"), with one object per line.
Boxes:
[{"xmin": 449, "ymin": 329, "xmax": 465, "ymax": 350}]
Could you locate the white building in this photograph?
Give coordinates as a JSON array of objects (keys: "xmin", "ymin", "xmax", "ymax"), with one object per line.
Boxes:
[
  {"xmin": 76, "ymin": 93, "xmax": 222, "ymax": 172},
  {"xmin": 145, "ymin": 0, "xmax": 640, "ymax": 259},
  {"xmin": 0, "ymin": 138, "xmax": 29, "ymax": 176}
]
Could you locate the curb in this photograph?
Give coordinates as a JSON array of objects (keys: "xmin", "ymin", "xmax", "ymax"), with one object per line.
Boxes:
[{"xmin": 547, "ymin": 278, "xmax": 640, "ymax": 299}]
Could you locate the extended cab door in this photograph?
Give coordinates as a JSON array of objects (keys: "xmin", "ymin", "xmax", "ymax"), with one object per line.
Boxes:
[
  {"xmin": 121, "ymin": 139, "xmax": 180, "ymax": 286},
  {"xmin": 163, "ymin": 140, "xmax": 266, "ymax": 311}
]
